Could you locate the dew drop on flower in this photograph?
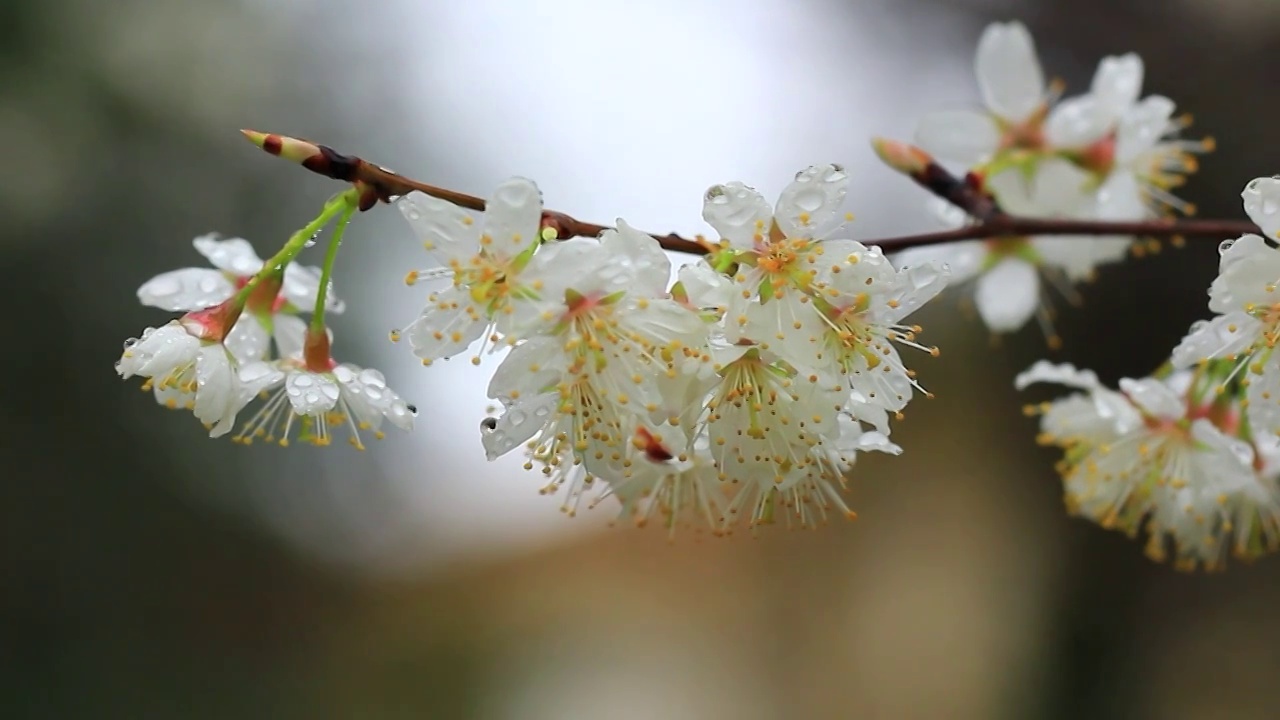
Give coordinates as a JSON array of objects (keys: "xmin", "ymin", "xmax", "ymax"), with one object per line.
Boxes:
[
  {"xmin": 1219, "ymin": 238, "xmax": 1236, "ymax": 255},
  {"xmin": 198, "ymin": 276, "xmax": 221, "ymax": 294},
  {"xmin": 122, "ymin": 337, "xmax": 139, "ymax": 350},
  {"xmin": 293, "ymin": 375, "xmax": 314, "ymax": 388},
  {"xmin": 406, "ymin": 404, "xmax": 418, "ymax": 417},
  {"xmin": 790, "ymin": 188, "xmax": 826, "ymax": 213},
  {"xmin": 146, "ymin": 277, "xmax": 182, "ymax": 297},
  {"xmin": 321, "ymin": 384, "xmax": 340, "ymax": 402}
]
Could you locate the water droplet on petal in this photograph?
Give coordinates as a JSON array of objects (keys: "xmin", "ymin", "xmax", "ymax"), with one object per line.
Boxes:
[
  {"xmin": 123, "ymin": 337, "xmax": 139, "ymax": 349},
  {"xmin": 147, "ymin": 277, "xmax": 182, "ymax": 297},
  {"xmin": 293, "ymin": 374, "xmax": 314, "ymax": 388},
  {"xmin": 304, "ymin": 391, "xmax": 320, "ymax": 405},
  {"xmin": 1219, "ymin": 239, "xmax": 1236, "ymax": 256},
  {"xmin": 321, "ymin": 384, "xmax": 339, "ymax": 401},
  {"xmin": 198, "ymin": 276, "xmax": 221, "ymax": 294},
  {"xmin": 508, "ymin": 409, "xmax": 527, "ymax": 426},
  {"xmin": 407, "ymin": 404, "xmax": 419, "ymax": 417}
]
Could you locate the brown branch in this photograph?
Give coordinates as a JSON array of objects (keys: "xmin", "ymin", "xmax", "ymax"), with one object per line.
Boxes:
[{"xmin": 241, "ymin": 130, "xmax": 1261, "ymax": 259}]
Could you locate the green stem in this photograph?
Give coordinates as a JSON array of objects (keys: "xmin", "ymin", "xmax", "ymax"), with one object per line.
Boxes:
[
  {"xmin": 311, "ymin": 201, "xmax": 357, "ymax": 333},
  {"xmin": 234, "ymin": 188, "xmax": 360, "ymax": 307}
]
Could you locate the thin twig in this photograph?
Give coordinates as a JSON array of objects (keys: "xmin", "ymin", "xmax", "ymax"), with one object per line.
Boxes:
[{"xmin": 242, "ymin": 130, "xmax": 1261, "ymax": 257}]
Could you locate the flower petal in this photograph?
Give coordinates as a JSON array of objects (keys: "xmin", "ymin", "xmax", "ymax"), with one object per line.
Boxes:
[
  {"xmin": 1014, "ymin": 360, "xmax": 1102, "ymax": 391},
  {"xmin": 892, "ymin": 239, "xmax": 987, "ymax": 285},
  {"xmin": 117, "ymin": 322, "xmax": 200, "ymax": 379},
  {"xmin": 1247, "ymin": 357, "xmax": 1280, "ymax": 438},
  {"xmin": 487, "ymin": 336, "xmax": 566, "ymax": 404},
  {"xmin": 1091, "ymin": 53, "xmax": 1144, "ymax": 117},
  {"xmin": 914, "ymin": 110, "xmax": 1001, "ymax": 165},
  {"xmin": 1044, "ymin": 95, "xmax": 1113, "ymax": 149},
  {"xmin": 1115, "ymin": 95, "xmax": 1176, "ymax": 163},
  {"xmin": 602, "ymin": 220, "xmax": 672, "ymax": 297},
  {"xmin": 273, "ymin": 314, "xmax": 308, "ymax": 360},
  {"xmin": 975, "ymin": 21, "xmax": 1044, "ymax": 122},
  {"xmin": 481, "ymin": 393, "xmax": 558, "ymax": 461},
  {"xmin": 137, "ymin": 268, "xmax": 235, "ymax": 312},
  {"xmin": 284, "ymin": 370, "xmax": 340, "ymax": 416},
  {"xmin": 1243, "ymin": 176, "xmax": 1280, "ymax": 240},
  {"xmin": 193, "ymin": 345, "xmax": 238, "ymax": 436},
  {"xmin": 1119, "ymin": 377, "xmax": 1183, "ymax": 421},
  {"xmin": 405, "ymin": 286, "xmax": 488, "ymax": 361},
  {"xmin": 1169, "ymin": 312, "xmax": 1261, "ymax": 368},
  {"xmin": 282, "ymin": 263, "xmax": 344, "ymax": 313},
  {"xmin": 482, "ymin": 177, "xmax": 544, "ymax": 256},
  {"xmin": 773, "ymin": 164, "xmax": 849, "ymax": 240},
  {"xmin": 397, "ymin": 191, "xmax": 481, "ymax": 265},
  {"xmin": 702, "ymin": 181, "xmax": 773, "ymax": 250},
  {"xmin": 975, "ymin": 258, "xmax": 1039, "ymax": 332},
  {"xmin": 1208, "ymin": 234, "xmax": 1280, "ymax": 313},
  {"xmin": 193, "ymin": 235, "xmax": 264, "ymax": 277},
  {"xmin": 224, "ymin": 314, "xmax": 271, "ymax": 365},
  {"xmin": 679, "ymin": 262, "xmax": 734, "ymax": 310}
]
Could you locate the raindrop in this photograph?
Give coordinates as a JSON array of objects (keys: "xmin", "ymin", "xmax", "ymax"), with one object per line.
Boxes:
[
  {"xmin": 321, "ymin": 384, "xmax": 339, "ymax": 401},
  {"xmin": 533, "ymin": 404, "xmax": 551, "ymax": 418},
  {"xmin": 404, "ymin": 207, "xmax": 422, "ymax": 221},
  {"xmin": 293, "ymin": 374, "xmax": 314, "ymax": 388},
  {"xmin": 332, "ymin": 366, "xmax": 356, "ymax": 383},
  {"xmin": 480, "ymin": 417, "xmax": 498, "ymax": 431},
  {"xmin": 198, "ymin": 276, "xmax": 221, "ymax": 294},
  {"xmin": 508, "ymin": 409, "xmax": 527, "ymax": 426},
  {"xmin": 407, "ymin": 404, "xmax": 419, "ymax": 416},
  {"xmin": 1219, "ymin": 238, "xmax": 1236, "ymax": 256},
  {"xmin": 304, "ymin": 233, "xmax": 319, "ymax": 249},
  {"xmin": 790, "ymin": 188, "xmax": 826, "ymax": 213},
  {"xmin": 122, "ymin": 337, "xmax": 139, "ymax": 349},
  {"xmin": 304, "ymin": 391, "xmax": 321, "ymax": 405},
  {"xmin": 146, "ymin": 277, "xmax": 182, "ymax": 297},
  {"xmin": 1265, "ymin": 199, "xmax": 1279, "ymax": 216}
]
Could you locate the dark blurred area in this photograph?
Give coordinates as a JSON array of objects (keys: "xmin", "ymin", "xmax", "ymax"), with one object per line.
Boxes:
[{"xmin": 4, "ymin": 0, "xmax": 1280, "ymax": 717}]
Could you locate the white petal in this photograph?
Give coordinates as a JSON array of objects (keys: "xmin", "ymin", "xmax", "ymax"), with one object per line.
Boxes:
[
  {"xmin": 284, "ymin": 370, "xmax": 340, "ymax": 416},
  {"xmin": 1115, "ymin": 95, "xmax": 1176, "ymax": 163},
  {"xmin": 224, "ymin": 314, "xmax": 271, "ymax": 365},
  {"xmin": 1091, "ymin": 53, "xmax": 1144, "ymax": 116},
  {"xmin": 1243, "ymin": 176, "xmax": 1280, "ymax": 240},
  {"xmin": 855, "ymin": 431, "xmax": 902, "ymax": 455},
  {"xmin": 1044, "ymin": 95, "xmax": 1113, "ymax": 149},
  {"xmin": 1247, "ymin": 358, "xmax": 1280, "ymax": 439},
  {"xmin": 136, "ymin": 268, "xmax": 235, "ymax": 312},
  {"xmin": 702, "ymin": 181, "xmax": 773, "ymax": 250},
  {"xmin": 891, "ymin": 240, "xmax": 987, "ymax": 285},
  {"xmin": 880, "ymin": 260, "xmax": 950, "ymax": 325},
  {"xmin": 1208, "ymin": 234, "xmax": 1280, "ymax": 313},
  {"xmin": 482, "ymin": 394, "xmax": 558, "ymax": 461},
  {"xmin": 1169, "ymin": 312, "xmax": 1261, "ymax": 368},
  {"xmin": 1190, "ymin": 418, "xmax": 1256, "ymax": 472},
  {"xmin": 487, "ymin": 336, "xmax": 566, "ymax": 403},
  {"xmin": 773, "ymin": 164, "xmax": 849, "ymax": 239},
  {"xmin": 914, "ymin": 110, "xmax": 1001, "ymax": 165},
  {"xmin": 192, "ymin": 235, "xmax": 264, "ymax": 277},
  {"xmin": 397, "ymin": 191, "xmax": 481, "ymax": 264},
  {"xmin": 602, "ymin": 220, "xmax": 671, "ymax": 296},
  {"xmin": 238, "ymin": 360, "xmax": 285, "ymax": 397},
  {"xmin": 988, "ymin": 160, "xmax": 1089, "ymax": 216},
  {"xmin": 118, "ymin": 323, "xmax": 200, "ymax": 379},
  {"xmin": 1118, "ymin": 377, "xmax": 1183, "ymax": 421},
  {"xmin": 273, "ymin": 314, "xmax": 308, "ymax": 360},
  {"xmin": 678, "ymin": 262, "xmax": 734, "ymax": 309},
  {"xmin": 1093, "ymin": 171, "xmax": 1146, "ymax": 221},
  {"xmin": 1031, "ymin": 236, "xmax": 1129, "ymax": 282},
  {"xmin": 383, "ymin": 394, "xmax": 416, "ymax": 431},
  {"xmin": 975, "ymin": 21, "xmax": 1044, "ymax": 122},
  {"xmin": 193, "ymin": 346, "xmax": 238, "ymax": 436},
  {"xmin": 1014, "ymin": 360, "xmax": 1102, "ymax": 391},
  {"xmin": 405, "ymin": 286, "xmax": 488, "ymax": 360},
  {"xmin": 482, "ymin": 177, "xmax": 544, "ymax": 255},
  {"xmin": 281, "ymin": 263, "xmax": 344, "ymax": 313},
  {"xmin": 975, "ymin": 258, "xmax": 1039, "ymax": 332}
]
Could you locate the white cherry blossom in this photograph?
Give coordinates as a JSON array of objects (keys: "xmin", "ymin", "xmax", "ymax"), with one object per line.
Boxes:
[
  {"xmin": 397, "ymin": 178, "xmax": 547, "ymax": 362},
  {"xmin": 1018, "ymin": 361, "xmax": 1280, "ymax": 571}
]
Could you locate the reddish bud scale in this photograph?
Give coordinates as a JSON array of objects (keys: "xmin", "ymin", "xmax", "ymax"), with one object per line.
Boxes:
[
  {"xmin": 236, "ymin": 273, "xmax": 287, "ymax": 314},
  {"xmin": 179, "ymin": 297, "xmax": 244, "ymax": 342}
]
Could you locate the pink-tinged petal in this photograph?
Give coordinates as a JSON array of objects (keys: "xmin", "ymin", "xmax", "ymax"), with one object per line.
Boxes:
[
  {"xmin": 975, "ymin": 258, "xmax": 1039, "ymax": 332},
  {"xmin": 224, "ymin": 314, "xmax": 271, "ymax": 365},
  {"xmin": 975, "ymin": 21, "xmax": 1044, "ymax": 122},
  {"xmin": 137, "ymin": 268, "xmax": 235, "ymax": 312},
  {"xmin": 405, "ymin": 286, "xmax": 488, "ymax": 361},
  {"xmin": 1243, "ymin": 177, "xmax": 1280, "ymax": 240},
  {"xmin": 193, "ymin": 235, "xmax": 264, "ymax": 277},
  {"xmin": 702, "ymin": 181, "xmax": 773, "ymax": 250},
  {"xmin": 482, "ymin": 177, "xmax": 544, "ymax": 256},
  {"xmin": 914, "ymin": 110, "xmax": 1001, "ymax": 165},
  {"xmin": 1169, "ymin": 312, "xmax": 1261, "ymax": 368},
  {"xmin": 1115, "ymin": 95, "xmax": 1175, "ymax": 163},
  {"xmin": 773, "ymin": 164, "xmax": 850, "ymax": 239},
  {"xmin": 273, "ymin": 314, "xmax": 309, "ymax": 360},
  {"xmin": 397, "ymin": 191, "xmax": 482, "ymax": 265}
]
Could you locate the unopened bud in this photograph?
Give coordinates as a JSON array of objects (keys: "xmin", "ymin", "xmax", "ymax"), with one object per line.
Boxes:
[
  {"xmin": 870, "ymin": 137, "xmax": 933, "ymax": 176},
  {"xmin": 241, "ymin": 129, "xmax": 322, "ymax": 165}
]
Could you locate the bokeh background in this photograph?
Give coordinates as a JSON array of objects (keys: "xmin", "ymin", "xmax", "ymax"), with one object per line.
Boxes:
[{"xmin": 5, "ymin": 0, "xmax": 1280, "ymax": 717}]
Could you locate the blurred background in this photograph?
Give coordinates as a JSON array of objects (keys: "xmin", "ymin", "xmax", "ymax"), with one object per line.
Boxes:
[{"xmin": 4, "ymin": 0, "xmax": 1280, "ymax": 717}]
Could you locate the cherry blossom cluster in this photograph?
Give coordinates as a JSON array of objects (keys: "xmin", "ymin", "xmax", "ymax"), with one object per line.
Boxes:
[
  {"xmin": 893, "ymin": 21, "xmax": 1211, "ymax": 343},
  {"xmin": 1019, "ymin": 178, "xmax": 1280, "ymax": 571},
  {"xmin": 113, "ymin": 18, "xmax": 1280, "ymax": 568},
  {"xmin": 394, "ymin": 169, "xmax": 946, "ymax": 533}
]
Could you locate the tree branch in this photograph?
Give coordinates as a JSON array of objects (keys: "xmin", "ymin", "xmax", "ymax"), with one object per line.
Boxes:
[{"xmin": 241, "ymin": 130, "xmax": 1261, "ymax": 258}]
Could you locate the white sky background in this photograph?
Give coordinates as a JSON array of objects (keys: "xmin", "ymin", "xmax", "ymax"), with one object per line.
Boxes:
[{"xmin": 242, "ymin": 0, "xmax": 984, "ymax": 578}]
